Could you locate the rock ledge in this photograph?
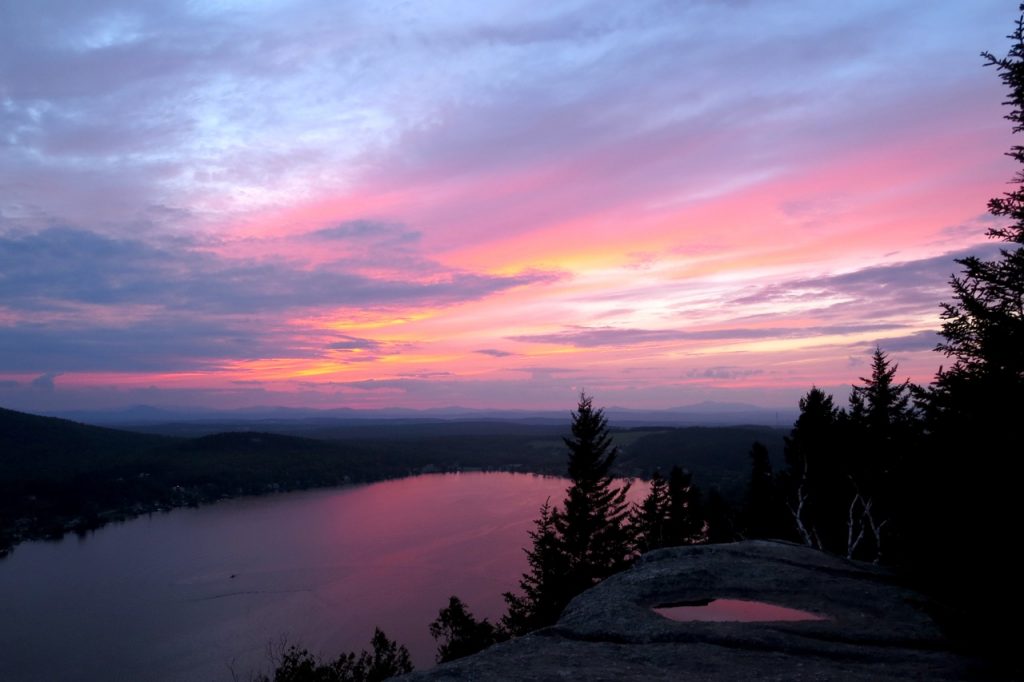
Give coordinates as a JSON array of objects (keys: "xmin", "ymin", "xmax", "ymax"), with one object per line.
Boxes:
[{"xmin": 406, "ymin": 540, "xmax": 991, "ymax": 680}]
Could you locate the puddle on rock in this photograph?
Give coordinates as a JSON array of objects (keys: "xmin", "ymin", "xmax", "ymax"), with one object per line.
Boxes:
[{"xmin": 653, "ymin": 598, "xmax": 828, "ymax": 622}]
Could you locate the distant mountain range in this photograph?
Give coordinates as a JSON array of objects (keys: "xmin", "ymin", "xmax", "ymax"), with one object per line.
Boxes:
[{"xmin": 45, "ymin": 401, "xmax": 797, "ymax": 428}]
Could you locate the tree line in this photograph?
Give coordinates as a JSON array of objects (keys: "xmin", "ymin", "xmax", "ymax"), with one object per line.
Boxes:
[{"xmin": 749, "ymin": 14, "xmax": 1023, "ymax": 660}]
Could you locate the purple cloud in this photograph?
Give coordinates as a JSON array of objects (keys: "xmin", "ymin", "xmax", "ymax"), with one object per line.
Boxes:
[
  {"xmin": 859, "ymin": 330, "xmax": 944, "ymax": 354},
  {"xmin": 325, "ymin": 336, "xmax": 385, "ymax": 352},
  {"xmin": 511, "ymin": 323, "xmax": 897, "ymax": 348},
  {"xmin": 684, "ymin": 366, "xmax": 764, "ymax": 380},
  {"xmin": 475, "ymin": 349, "xmax": 514, "ymax": 357},
  {"xmin": 306, "ymin": 221, "xmax": 422, "ymax": 246},
  {"xmin": 30, "ymin": 372, "xmax": 61, "ymax": 391},
  {"xmin": 0, "ymin": 227, "xmax": 549, "ymax": 314},
  {"xmin": 731, "ymin": 244, "xmax": 1005, "ymax": 318}
]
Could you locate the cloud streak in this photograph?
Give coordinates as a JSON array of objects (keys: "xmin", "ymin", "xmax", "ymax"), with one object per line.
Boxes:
[
  {"xmin": 511, "ymin": 323, "xmax": 903, "ymax": 348},
  {"xmin": 0, "ymin": 227, "xmax": 550, "ymax": 314},
  {"xmin": 475, "ymin": 349, "xmax": 515, "ymax": 357}
]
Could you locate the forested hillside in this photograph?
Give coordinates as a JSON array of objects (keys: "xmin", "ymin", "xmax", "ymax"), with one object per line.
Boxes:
[{"xmin": 0, "ymin": 406, "xmax": 774, "ymax": 557}]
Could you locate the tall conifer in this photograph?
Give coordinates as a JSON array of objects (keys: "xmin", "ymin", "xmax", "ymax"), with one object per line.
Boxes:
[
  {"xmin": 911, "ymin": 8, "xmax": 1024, "ymax": 659},
  {"xmin": 502, "ymin": 393, "xmax": 633, "ymax": 634},
  {"xmin": 554, "ymin": 393, "xmax": 633, "ymax": 596}
]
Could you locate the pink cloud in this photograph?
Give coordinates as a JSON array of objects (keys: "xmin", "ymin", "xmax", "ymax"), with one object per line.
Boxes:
[{"xmin": 0, "ymin": 1, "xmax": 1016, "ymax": 412}]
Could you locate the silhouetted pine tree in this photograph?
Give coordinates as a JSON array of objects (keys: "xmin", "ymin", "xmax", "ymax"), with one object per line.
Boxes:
[
  {"xmin": 501, "ymin": 499, "xmax": 570, "ymax": 635},
  {"xmin": 908, "ymin": 8, "xmax": 1024, "ymax": 660},
  {"xmin": 741, "ymin": 441, "xmax": 787, "ymax": 540},
  {"xmin": 924, "ymin": 10, "xmax": 1024, "ymax": 465},
  {"xmin": 781, "ymin": 387, "xmax": 845, "ymax": 551},
  {"xmin": 633, "ymin": 465, "xmax": 714, "ymax": 551},
  {"xmin": 845, "ymin": 347, "xmax": 919, "ymax": 562},
  {"xmin": 664, "ymin": 465, "xmax": 706, "ymax": 545},
  {"xmin": 703, "ymin": 488, "xmax": 736, "ymax": 544},
  {"xmin": 630, "ymin": 469, "xmax": 669, "ymax": 553},
  {"xmin": 502, "ymin": 394, "xmax": 632, "ymax": 634},
  {"xmin": 850, "ymin": 348, "xmax": 915, "ymax": 432},
  {"xmin": 553, "ymin": 393, "xmax": 634, "ymax": 594}
]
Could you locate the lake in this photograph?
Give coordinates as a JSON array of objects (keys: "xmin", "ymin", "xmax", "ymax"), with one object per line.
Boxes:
[{"xmin": 0, "ymin": 472, "xmax": 642, "ymax": 681}]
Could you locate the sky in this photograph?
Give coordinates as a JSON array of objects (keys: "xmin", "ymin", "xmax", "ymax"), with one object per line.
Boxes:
[{"xmin": 0, "ymin": 0, "xmax": 1017, "ymax": 413}]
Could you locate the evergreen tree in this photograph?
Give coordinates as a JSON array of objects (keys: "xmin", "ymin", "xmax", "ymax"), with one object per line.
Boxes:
[
  {"xmin": 741, "ymin": 441, "xmax": 786, "ymax": 540},
  {"xmin": 429, "ymin": 596, "xmax": 501, "ymax": 663},
  {"xmin": 781, "ymin": 387, "xmax": 844, "ymax": 551},
  {"xmin": 553, "ymin": 393, "xmax": 634, "ymax": 595},
  {"xmin": 501, "ymin": 500, "xmax": 570, "ymax": 635},
  {"xmin": 924, "ymin": 8, "xmax": 1024, "ymax": 470},
  {"xmin": 502, "ymin": 393, "xmax": 633, "ymax": 634},
  {"xmin": 632, "ymin": 465, "xmax": 713, "ymax": 552},
  {"xmin": 664, "ymin": 465, "xmax": 706, "ymax": 545},
  {"xmin": 630, "ymin": 469, "xmax": 669, "ymax": 553},
  {"xmin": 703, "ymin": 488, "xmax": 736, "ymax": 544},
  {"xmin": 846, "ymin": 348, "xmax": 918, "ymax": 562},
  {"xmin": 935, "ymin": 22, "xmax": 1024, "ymax": 404},
  {"xmin": 909, "ymin": 8, "xmax": 1024, "ymax": 659},
  {"xmin": 849, "ymin": 348, "xmax": 915, "ymax": 435}
]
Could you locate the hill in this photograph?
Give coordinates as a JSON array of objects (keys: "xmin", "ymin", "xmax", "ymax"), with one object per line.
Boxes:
[
  {"xmin": 0, "ymin": 407, "xmax": 783, "ymax": 557},
  {"xmin": 0, "ymin": 408, "xmax": 373, "ymax": 556},
  {"xmin": 0, "ymin": 406, "xmax": 173, "ymax": 479}
]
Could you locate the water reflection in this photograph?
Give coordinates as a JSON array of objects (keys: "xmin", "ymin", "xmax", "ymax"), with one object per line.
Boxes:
[
  {"xmin": 654, "ymin": 598, "xmax": 827, "ymax": 622},
  {"xmin": 0, "ymin": 473, "xmax": 645, "ymax": 682}
]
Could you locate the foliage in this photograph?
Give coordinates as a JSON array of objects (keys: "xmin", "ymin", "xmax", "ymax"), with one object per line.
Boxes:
[
  {"xmin": 901, "ymin": 8, "xmax": 1024, "ymax": 660},
  {"xmin": 502, "ymin": 393, "xmax": 633, "ymax": 634},
  {"xmin": 780, "ymin": 387, "xmax": 844, "ymax": 551},
  {"xmin": 254, "ymin": 629, "xmax": 412, "ymax": 682},
  {"xmin": 664, "ymin": 465, "xmax": 706, "ymax": 545},
  {"xmin": 359, "ymin": 628, "xmax": 413, "ymax": 680},
  {"xmin": 429, "ymin": 596, "xmax": 502, "ymax": 664},
  {"xmin": 845, "ymin": 348, "xmax": 919, "ymax": 562},
  {"xmin": 849, "ymin": 348, "xmax": 916, "ymax": 436},
  {"xmin": 933, "ymin": 29, "xmax": 1024, "ymax": 403},
  {"xmin": 923, "ymin": 6, "xmax": 1024, "ymax": 471},
  {"xmin": 630, "ymin": 465, "xmax": 710, "ymax": 552},
  {"xmin": 556, "ymin": 394, "xmax": 634, "ymax": 586},
  {"xmin": 777, "ymin": 354, "xmax": 921, "ymax": 563},
  {"xmin": 614, "ymin": 425, "xmax": 787, "ymax": 498},
  {"xmin": 630, "ymin": 470, "xmax": 669, "ymax": 553},
  {"xmin": 740, "ymin": 441, "xmax": 788, "ymax": 540},
  {"xmin": 501, "ymin": 499, "xmax": 572, "ymax": 635},
  {"xmin": 702, "ymin": 488, "xmax": 736, "ymax": 543},
  {"xmin": 757, "ymin": 6, "xmax": 1024, "ymax": 643}
]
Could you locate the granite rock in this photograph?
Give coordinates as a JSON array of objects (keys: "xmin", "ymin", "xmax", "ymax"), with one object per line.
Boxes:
[{"xmin": 404, "ymin": 541, "xmax": 995, "ymax": 680}]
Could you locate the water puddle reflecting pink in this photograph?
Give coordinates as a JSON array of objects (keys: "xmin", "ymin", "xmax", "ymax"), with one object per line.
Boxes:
[{"xmin": 654, "ymin": 598, "xmax": 827, "ymax": 622}]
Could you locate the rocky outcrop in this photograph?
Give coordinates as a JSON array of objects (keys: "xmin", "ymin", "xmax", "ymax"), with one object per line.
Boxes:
[{"xmin": 406, "ymin": 541, "xmax": 993, "ymax": 680}]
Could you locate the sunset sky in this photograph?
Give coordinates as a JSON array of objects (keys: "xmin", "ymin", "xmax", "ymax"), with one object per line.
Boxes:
[{"xmin": 0, "ymin": 1, "xmax": 1016, "ymax": 413}]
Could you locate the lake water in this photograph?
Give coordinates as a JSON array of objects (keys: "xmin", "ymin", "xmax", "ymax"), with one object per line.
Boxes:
[{"xmin": 0, "ymin": 472, "xmax": 642, "ymax": 681}]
